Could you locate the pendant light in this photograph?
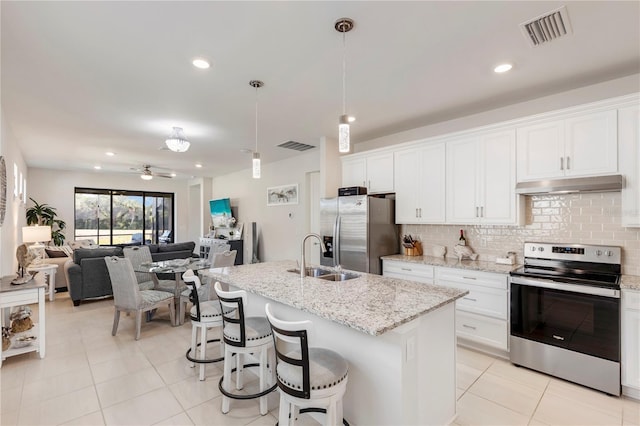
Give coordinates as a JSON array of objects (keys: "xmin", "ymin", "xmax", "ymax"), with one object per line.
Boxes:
[
  {"xmin": 335, "ymin": 18, "xmax": 354, "ymax": 153},
  {"xmin": 165, "ymin": 127, "xmax": 190, "ymax": 152},
  {"xmin": 250, "ymin": 80, "xmax": 264, "ymax": 179}
]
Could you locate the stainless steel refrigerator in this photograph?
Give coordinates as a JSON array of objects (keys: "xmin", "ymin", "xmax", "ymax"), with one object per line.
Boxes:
[{"xmin": 320, "ymin": 195, "xmax": 399, "ymax": 275}]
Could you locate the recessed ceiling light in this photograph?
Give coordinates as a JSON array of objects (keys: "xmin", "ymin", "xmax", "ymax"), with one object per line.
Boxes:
[
  {"xmin": 94, "ymin": 165, "xmax": 101, "ymax": 170},
  {"xmin": 494, "ymin": 63, "xmax": 513, "ymax": 73},
  {"xmin": 347, "ymin": 116, "xmax": 356, "ymax": 123},
  {"xmin": 192, "ymin": 58, "xmax": 210, "ymax": 69},
  {"xmin": 105, "ymin": 151, "xmax": 115, "ymax": 156},
  {"xmin": 170, "ymin": 172, "xmax": 177, "ymax": 177},
  {"xmin": 195, "ymin": 163, "xmax": 203, "ymax": 168}
]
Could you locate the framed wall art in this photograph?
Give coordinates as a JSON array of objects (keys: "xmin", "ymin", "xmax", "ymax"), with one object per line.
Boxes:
[{"xmin": 267, "ymin": 184, "xmax": 298, "ymax": 206}]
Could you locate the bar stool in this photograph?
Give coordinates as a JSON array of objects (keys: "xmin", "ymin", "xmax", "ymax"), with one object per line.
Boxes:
[
  {"xmin": 182, "ymin": 270, "xmax": 228, "ymax": 381},
  {"xmin": 265, "ymin": 303, "xmax": 349, "ymax": 426},
  {"xmin": 214, "ymin": 282, "xmax": 277, "ymax": 416}
]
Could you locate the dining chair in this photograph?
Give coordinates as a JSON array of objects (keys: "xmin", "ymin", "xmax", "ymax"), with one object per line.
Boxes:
[
  {"xmin": 104, "ymin": 256, "xmax": 175, "ymax": 340},
  {"xmin": 211, "ymin": 250, "xmax": 237, "ymax": 268},
  {"xmin": 178, "ymin": 246, "xmax": 235, "ymax": 317},
  {"xmin": 123, "ymin": 246, "xmax": 175, "ymax": 293}
]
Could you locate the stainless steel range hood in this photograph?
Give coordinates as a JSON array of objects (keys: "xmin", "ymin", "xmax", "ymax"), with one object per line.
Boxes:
[{"xmin": 515, "ymin": 175, "xmax": 624, "ymax": 195}]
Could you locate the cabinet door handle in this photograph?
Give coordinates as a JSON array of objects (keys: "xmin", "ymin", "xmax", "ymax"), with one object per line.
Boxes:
[
  {"xmin": 401, "ymin": 268, "xmax": 412, "ymax": 271},
  {"xmin": 368, "ymin": 180, "xmax": 371, "ymax": 189},
  {"xmin": 480, "ymin": 206, "xmax": 484, "ymax": 217},
  {"xmin": 560, "ymin": 157, "xmax": 564, "ymax": 170},
  {"xmin": 363, "ymin": 181, "xmax": 366, "ymax": 188},
  {"xmin": 462, "ymin": 276, "xmax": 477, "ymax": 280},
  {"xmin": 566, "ymin": 156, "xmax": 570, "ymax": 170},
  {"xmin": 463, "ymin": 297, "xmax": 477, "ymax": 302},
  {"xmin": 415, "ymin": 208, "xmax": 419, "ymax": 218},
  {"xmin": 462, "ymin": 324, "xmax": 477, "ymax": 330},
  {"xmin": 476, "ymin": 206, "xmax": 479, "ymax": 217},
  {"xmin": 419, "ymin": 208, "xmax": 422, "ymax": 218}
]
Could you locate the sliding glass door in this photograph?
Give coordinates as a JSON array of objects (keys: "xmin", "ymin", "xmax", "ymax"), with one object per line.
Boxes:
[{"xmin": 75, "ymin": 188, "xmax": 174, "ymax": 245}]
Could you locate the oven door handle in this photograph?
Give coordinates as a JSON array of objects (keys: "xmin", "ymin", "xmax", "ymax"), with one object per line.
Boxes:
[{"xmin": 510, "ymin": 277, "xmax": 620, "ymax": 299}]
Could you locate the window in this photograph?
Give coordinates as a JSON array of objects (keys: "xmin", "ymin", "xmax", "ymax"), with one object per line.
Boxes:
[{"xmin": 74, "ymin": 188, "xmax": 174, "ymax": 245}]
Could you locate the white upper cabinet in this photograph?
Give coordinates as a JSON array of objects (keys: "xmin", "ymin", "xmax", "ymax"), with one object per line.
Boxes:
[
  {"xmin": 342, "ymin": 152, "xmax": 393, "ymax": 194},
  {"xmin": 517, "ymin": 110, "xmax": 618, "ymax": 181},
  {"xmin": 620, "ymin": 104, "xmax": 640, "ymax": 227},
  {"xmin": 394, "ymin": 142, "xmax": 445, "ymax": 224},
  {"xmin": 446, "ymin": 130, "xmax": 519, "ymax": 225}
]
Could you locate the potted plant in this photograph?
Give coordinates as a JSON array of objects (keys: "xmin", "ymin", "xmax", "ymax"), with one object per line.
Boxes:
[{"xmin": 25, "ymin": 198, "xmax": 66, "ymax": 246}]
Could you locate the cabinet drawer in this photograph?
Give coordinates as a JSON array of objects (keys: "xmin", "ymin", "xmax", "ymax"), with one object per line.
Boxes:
[
  {"xmin": 456, "ymin": 311, "xmax": 508, "ymax": 351},
  {"xmin": 455, "ymin": 286, "xmax": 508, "ymax": 320},
  {"xmin": 623, "ymin": 290, "xmax": 640, "ymax": 310},
  {"xmin": 383, "ymin": 261, "xmax": 434, "ymax": 284},
  {"xmin": 435, "ymin": 267, "xmax": 508, "ymax": 290}
]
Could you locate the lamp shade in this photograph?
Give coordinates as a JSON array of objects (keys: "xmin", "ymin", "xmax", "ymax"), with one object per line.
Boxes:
[{"xmin": 22, "ymin": 225, "xmax": 52, "ymax": 243}]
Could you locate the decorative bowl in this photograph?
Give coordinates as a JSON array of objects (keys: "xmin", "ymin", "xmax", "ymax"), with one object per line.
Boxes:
[{"xmin": 13, "ymin": 335, "xmax": 37, "ymax": 348}]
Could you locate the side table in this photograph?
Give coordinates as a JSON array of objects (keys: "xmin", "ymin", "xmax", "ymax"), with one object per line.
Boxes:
[
  {"xmin": 26, "ymin": 263, "xmax": 58, "ymax": 302},
  {"xmin": 0, "ymin": 275, "xmax": 46, "ymax": 367}
]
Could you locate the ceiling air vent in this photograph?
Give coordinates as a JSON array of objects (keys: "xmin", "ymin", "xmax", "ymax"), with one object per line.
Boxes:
[
  {"xmin": 277, "ymin": 141, "xmax": 316, "ymax": 152},
  {"xmin": 520, "ymin": 5, "xmax": 573, "ymax": 47}
]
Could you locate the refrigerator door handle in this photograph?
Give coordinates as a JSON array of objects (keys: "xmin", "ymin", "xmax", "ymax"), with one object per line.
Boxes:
[{"xmin": 334, "ymin": 215, "xmax": 341, "ymax": 267}]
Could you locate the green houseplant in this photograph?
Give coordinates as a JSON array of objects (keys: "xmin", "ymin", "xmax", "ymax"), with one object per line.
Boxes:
[{"xmin": 25, "ymin": 197, "xmax": 66, "ymax": 246}]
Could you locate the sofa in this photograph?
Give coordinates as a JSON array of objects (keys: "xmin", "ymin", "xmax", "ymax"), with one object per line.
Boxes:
[
  {"xmin": 66, "ymin": 241, "xmax": 196, "ymax": 306},
  {"xmin": 16, "ymin": 243, "xmax": 75, "ymax": 290}
]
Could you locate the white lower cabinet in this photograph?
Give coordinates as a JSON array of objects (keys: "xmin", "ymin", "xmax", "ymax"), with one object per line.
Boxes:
[
  {"xmin": 622, "ymin": 289, "xmax": 640, "ymax": 399},
  {"xmin": 435, "ymin": 267, "xmax": 509, "ymax": 353},
  {"xmin": 456, "ymin": 311, "xmax": 508, "ymax": 351},
  {"xmin": 382, "ymin": 260, "xmax": 434, "ymax": 284}
]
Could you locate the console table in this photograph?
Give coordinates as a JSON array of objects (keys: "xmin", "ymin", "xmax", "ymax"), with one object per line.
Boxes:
[{"xmin": 0, "ymin": 275, "xmax": 46, "ymax": 367}]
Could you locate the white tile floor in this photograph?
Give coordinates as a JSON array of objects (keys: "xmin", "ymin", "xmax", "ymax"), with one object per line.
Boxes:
[{"xmin": 1, "ymin": 291, "xmax": 638, "ymax": 426}]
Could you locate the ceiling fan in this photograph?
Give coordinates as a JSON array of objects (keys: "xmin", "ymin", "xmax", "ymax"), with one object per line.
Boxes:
[{"xmin": 130, "ymin": 165, "xmax": 174, "ymax": 180}]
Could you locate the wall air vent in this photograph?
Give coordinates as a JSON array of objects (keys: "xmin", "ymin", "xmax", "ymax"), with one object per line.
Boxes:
[
  {"xmin": 520, "ymin": 5, "xmax": 573, "ymax": 47},
  {"xmin": 277, "ymin": 141, "xmax": 316, "ymax": 152}
]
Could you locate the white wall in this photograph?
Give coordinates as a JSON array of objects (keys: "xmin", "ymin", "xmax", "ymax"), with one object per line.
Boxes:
[
  {"xmin": 27, "ymin": 168, "xmax": 191, "ymax": 245},
  {"xmin": 212, "ymin": 150, "xmax": 320, "ymax": 263},
  {"xmin": 357, "ymin": 74, "xmax": 640, "ymax": 152},
  {"xmin": 0, "ymin": 107, "xmax": 29, "ymax": 276}
]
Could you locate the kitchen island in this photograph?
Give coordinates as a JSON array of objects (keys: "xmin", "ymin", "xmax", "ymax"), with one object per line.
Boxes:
[{"xmin": 205, "ymin": 260, "xmax": 468, "ymax": 425}]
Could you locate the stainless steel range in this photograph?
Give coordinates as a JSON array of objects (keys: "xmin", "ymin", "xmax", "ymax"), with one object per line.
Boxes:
[{"xmin": 510, "ymin": 242, "xmax": 622, "ymax": 395}]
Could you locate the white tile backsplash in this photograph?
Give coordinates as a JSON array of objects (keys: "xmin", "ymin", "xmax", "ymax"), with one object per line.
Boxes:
[{"xmin": 401, "ymin": 192, "xmax": 640, "ymax": 275}]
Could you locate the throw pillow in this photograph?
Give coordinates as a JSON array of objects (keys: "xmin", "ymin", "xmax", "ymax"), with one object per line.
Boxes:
[{"xmin": 45, "ymin": 248, "xmax": 68, "ymax": 258}]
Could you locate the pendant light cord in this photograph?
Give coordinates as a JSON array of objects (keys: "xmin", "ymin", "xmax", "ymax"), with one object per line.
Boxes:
[
  {"xmin": 342, "ymin": 30, "xmax": 347, "ymax": 115},
  {"xmin": 255, "ymin": 85, "xmax": 259, "ymax": 153}
]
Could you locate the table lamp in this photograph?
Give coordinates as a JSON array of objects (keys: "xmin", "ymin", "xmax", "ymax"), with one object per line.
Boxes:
[{"xmin": 22, "ymin": 225, "xmax": 51, "ymax": 265}]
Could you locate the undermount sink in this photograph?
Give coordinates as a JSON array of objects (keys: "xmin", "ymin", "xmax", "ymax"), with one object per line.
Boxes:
[
  {"xmin": 315, "ymin": 272, "xmax": 360, "ymax": 281},
  {"xmin": 287, "ymin": 267, "xmax": 333, "ymax": 277},
  {"xmin": 287, "ymin": 268, "xmax": 360, "ymax": 281}
]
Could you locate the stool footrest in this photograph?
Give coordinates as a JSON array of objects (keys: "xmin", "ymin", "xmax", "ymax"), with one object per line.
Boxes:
[
  {"xmin": 185, "ymin": 339, "xmax": 224, "ymax": 364},
  {"xmin": 218, "ymin": 363, "xmax": 277, "ymax": 400},
  {"xmin": 275, "ymin": 408, "xmax": 350, "ymax": 426}
]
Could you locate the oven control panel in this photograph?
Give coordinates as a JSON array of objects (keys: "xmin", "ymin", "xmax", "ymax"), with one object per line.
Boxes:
[{"xmin": 524, "ymin": 242, "xmax": 621, "ymax": 264}]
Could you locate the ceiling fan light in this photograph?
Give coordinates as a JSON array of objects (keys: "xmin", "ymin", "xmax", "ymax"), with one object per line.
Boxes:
[
  {"xmin": 165, "ymin": 127, "xmax": 191, "ymax": 152},
  {"xmin": 140, "ymin": 173, "xmax": 153, "ymax": 180}
]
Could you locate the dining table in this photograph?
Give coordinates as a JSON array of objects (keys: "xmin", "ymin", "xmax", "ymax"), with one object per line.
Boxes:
[{"xmin": 134, "ymin": 258, "xmax": 211, "ymax": 325}]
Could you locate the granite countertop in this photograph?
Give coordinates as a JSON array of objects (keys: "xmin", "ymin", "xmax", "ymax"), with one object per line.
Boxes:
[
  {"xmin": 382, "ymin": 254, "xmax": 521, "ymax": 274},
  {"xmin": 204, "ymin": 260, "xmax": 468, "ymax": 336},
  {"xmin": 621, "ymin": 275, "xmax": 640, "ymax": 291}
]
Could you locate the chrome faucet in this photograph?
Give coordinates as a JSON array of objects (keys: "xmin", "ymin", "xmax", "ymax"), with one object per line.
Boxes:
[{"xmin": 300, "ymin": 233, "xmax": 327, "ymax": 278}]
